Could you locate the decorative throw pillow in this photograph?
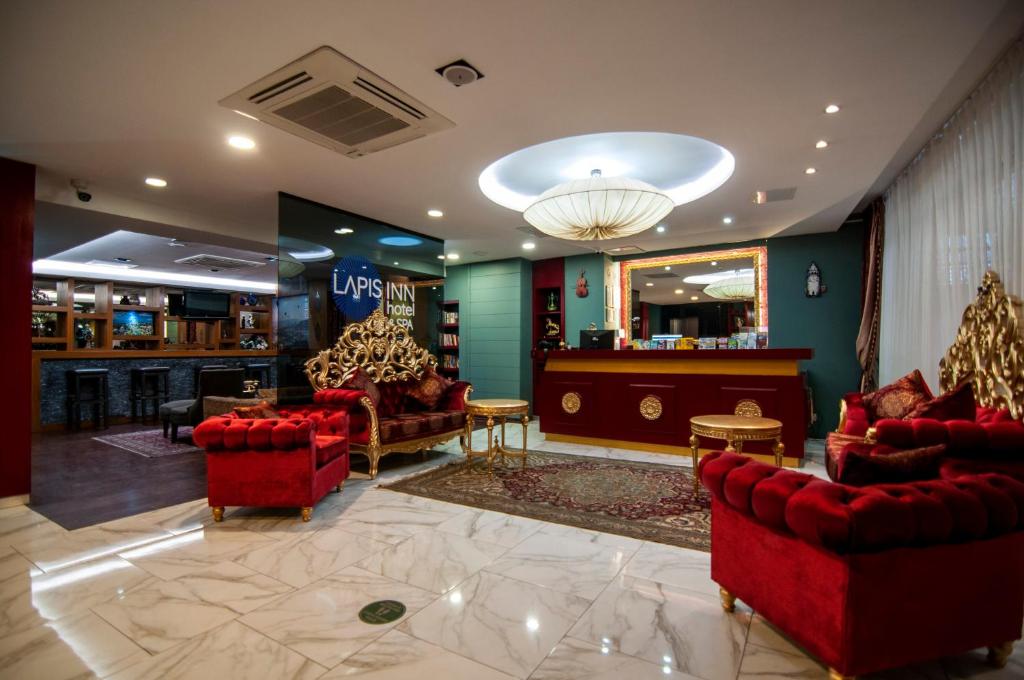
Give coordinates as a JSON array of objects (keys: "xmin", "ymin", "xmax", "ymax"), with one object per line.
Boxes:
[
  {"xmin": 862, "ymin": 369, "xmax": 933, "ymax": 421},
  {"xmin": 837, "ymin": 443, "xmax": 945, "ymax": 486},
  {"xmin": 406, "ymin": 367, "xmax": 452, "ymax": 410},
  {"xmin": 343, "ymin": 367, "xmax": 381, "ymax": 408},
  {"xmin": 905, "ymin": 380, "xmax": 976, "ymax": 421},
  {"xmin": 233, "ymin": 400, "xmax": 279, "ymax": 419}
]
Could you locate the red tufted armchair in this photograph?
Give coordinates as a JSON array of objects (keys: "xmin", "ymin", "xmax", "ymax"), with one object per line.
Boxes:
[
  {"xmin": 700, "ymin": 451, "xmax": 1024, "ymax": 679},
  {"xmin": 193, "ymin": 414, "xmax": 350, "ymax": 522}
]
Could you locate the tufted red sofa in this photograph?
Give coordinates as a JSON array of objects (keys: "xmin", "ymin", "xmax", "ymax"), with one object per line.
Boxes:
[
  {"xmin": 280, "ymin": 377, "xmax": 472, "ymax": 479},
  {"xmin": 193, "ymin": 414, "xmax": 349, "ymax": 522},
  {"xmin": 700, "ymin": 451, "xmax": 1024, "ymax": 678}
]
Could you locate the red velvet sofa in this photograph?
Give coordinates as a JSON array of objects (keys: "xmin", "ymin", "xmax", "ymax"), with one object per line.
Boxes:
[
  {"xmin": 279, "ymin": 376, "xmax": 472, "ymax": 479},
  {"xmin": 193, "ymin": 414, "xmax": 350, "ymax": 522},
  {"xmin": 700, "ymin": 451, "xmax": 1024, "ymax": 678}
]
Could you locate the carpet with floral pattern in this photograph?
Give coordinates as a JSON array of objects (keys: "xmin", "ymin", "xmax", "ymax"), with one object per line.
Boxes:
[{"xmin": 384, "ymin": 450, "xmax": 710, "ymax": 551}]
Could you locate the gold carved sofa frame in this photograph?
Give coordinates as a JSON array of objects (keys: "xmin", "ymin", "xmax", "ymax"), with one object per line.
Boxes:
[
  {"xmin": 840, "ymin": 270, "xmax": 1024, "ymax": 435},
  {"xmin": 304, "ymin": 308, "xmax": 472, "ymax": 478}
]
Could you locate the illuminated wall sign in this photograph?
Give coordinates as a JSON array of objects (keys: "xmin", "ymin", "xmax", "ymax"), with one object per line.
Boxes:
[{"xmin": 332, "ymin": 255, "xmax": 415, "ymax": 328}]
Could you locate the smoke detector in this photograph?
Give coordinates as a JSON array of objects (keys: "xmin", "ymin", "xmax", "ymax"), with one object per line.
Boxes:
[{"xmin": 435, "ymin": 59, "xmax": 484, "ymax": 87}]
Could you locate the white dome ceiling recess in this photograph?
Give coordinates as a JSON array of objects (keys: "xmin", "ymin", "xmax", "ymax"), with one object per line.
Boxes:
[{"xmin": 479, "ymin": 132, "xmax": 735, "ymax": 241}]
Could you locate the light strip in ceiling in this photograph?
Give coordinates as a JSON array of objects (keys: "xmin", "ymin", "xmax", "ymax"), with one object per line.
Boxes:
[{"xmin": 33, "ymin": 259, "xmax": 278, "ymax": 292}]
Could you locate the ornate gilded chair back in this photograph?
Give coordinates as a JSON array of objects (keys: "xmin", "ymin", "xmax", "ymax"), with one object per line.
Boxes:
[
  {"xmin": 734, "ymin": 399, "xmax": 763, "ymax": 418},
  {"xmin": 304, "ymin": 308, "xmax": 437, "ymax": 391},
  {"xmin": 939, "ymin": 271, "xmax": 1024, "ymax": 419}
]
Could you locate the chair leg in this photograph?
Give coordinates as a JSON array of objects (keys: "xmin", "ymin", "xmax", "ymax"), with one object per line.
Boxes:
[
  {"xmin": 827, "ymin": 670, "xmax": 854, "ymax": 680},
  {"xmin": 336, "ymin": 480, "xmax": 345, "ymax": 493},
  {"xmin": 368, "ymin": 447, "xmax": 382, "ymax": 480},
  {"xmin": 719, "ymin": 587, "xmax": 736, "ymax": 613},
  {"xmin": 301, "ymin": 507, "xmax": 313, "ymax": 522},
  {"xmin": 988, "ymin": 642, "xmax": 1013, "ymax": 668},
  {"xmin": 171, "ymin": 423, "xmax": 178, "ymax": 443},
  {"xmin": 211, "ymin": 507, "xmax": 224, "ymax": 522},
  {"xmin": 162, "ymin": 420, "xmax": 169, "ymax": 437}
]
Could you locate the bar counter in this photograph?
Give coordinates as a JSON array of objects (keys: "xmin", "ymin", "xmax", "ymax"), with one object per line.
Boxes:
[
  {"xmin": 32, "ymin": 350, "xmax": 278, "ymax": 431},
  {"xmin": 538, "ymin": 348, "xmax": 813, "ymax": 462}
]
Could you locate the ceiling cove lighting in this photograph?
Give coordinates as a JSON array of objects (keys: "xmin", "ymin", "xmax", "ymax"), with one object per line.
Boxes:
[
  {"xmin": 334, "ymin": 227, "xmax": 354, "ymax": 235},
  {"xmin": 227, "ymin": 135, "xmax": 256, "ymax": 150},
  {"xmin": 815, "ymin": 140, "xmax": 829, "ymax": 149},
  {"xmin": 233, "ymin": 109, "xmax": 259, "ymax": 121},
  {"xmin": 824, "ymin": 104, "xmax": 841, "ymax": 114},
  {"xmin": 144, "ymin": 177, "xmax": 167, "ymax": 188},
  {"xmin": 32, "ymin": 259, "xmax": 277, "ymax": 292},
  {"xmin": 427, "ymin": 209, "xmax": 444, "ymax": 218},
  {"xmin": 378, "ymin": 236, "xmax": 422, "ymax": 247}
]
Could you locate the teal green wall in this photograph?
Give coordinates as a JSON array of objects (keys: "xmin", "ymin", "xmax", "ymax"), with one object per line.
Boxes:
[
  {"xmin": 444, "ymin": 259, "xmax": 532, "ymax": 403},
  {"xmin": 563, "ymin": 253, "xmax": 608, "ymax": 345},
  {"xmin": 647, "ymin": 303, "xmax": 663, "ymax": 335},
  {"xmin": 613, "ymin": 223, "xmax": 865, "ymax": 437}
]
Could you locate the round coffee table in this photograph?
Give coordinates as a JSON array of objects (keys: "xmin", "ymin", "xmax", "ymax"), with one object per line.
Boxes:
[
  {"xmin": 464, "ymin": 399, "xmax": 530, "ymax": 476},
  {"xmin": 689, "ymin": 414, "xmax": 785, "ymax": 490}
]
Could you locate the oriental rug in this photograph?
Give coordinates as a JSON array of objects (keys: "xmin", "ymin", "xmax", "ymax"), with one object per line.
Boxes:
[
  {"xmin": 384, "ymin": 450, "xmax": 710, "ymax": 551},
  {"xmin": 94, "ymin": 428, "xmax": 202, "ymax": 458}
]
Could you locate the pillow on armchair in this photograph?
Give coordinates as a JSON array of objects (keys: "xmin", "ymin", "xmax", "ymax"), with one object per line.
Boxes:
[
  {"xmin": 836, "ymin": 443, "xmax": 946, "ymax": 486},
  {"xmin": 406, "ymin": 367, "xmax": 453, "ymax": 410},
  {"xmin": 862, "ymin": 369, "xmax": 934, "ymax": 421},
  {"xmin": 342, "ymin": 367, "xmax": 381, "ymax": 408},
  {"xmin": 905, "ymin": 380, "xmax": 975, "ymax": 421}
]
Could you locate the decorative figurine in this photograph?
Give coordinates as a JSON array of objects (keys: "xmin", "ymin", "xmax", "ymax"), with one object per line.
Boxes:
[
  {"xmin": 805, "ymin": 262, "xmax": 827, "ymax": 297},
  {"xmin": 546, "ymin": 291, "xmax": 559, "ymax": 311},
  {"xmin": 576, "ymin": 269, "xmax": 589, "ymax": 298},
  {"xmin": 128, "ymin": 293, "xmax": 141, "ymax": 305},
  {"xmin": 248, "ymin": 292, "xmax": 259, "ymax": 306},
  {"xmin": 545, "ymin": 317, "xmax": 561, "ymax": 337}
]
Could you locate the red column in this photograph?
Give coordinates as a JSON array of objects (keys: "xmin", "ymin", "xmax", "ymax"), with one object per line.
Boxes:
[{"xmin": 0, "ymin": 157, "xmax": 34, "ymax": 499}]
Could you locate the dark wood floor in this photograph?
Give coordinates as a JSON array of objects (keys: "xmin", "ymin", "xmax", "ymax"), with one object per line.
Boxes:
[{"xmin": 31, "ymin": 422, "xmax": 208, "ymax": 530}]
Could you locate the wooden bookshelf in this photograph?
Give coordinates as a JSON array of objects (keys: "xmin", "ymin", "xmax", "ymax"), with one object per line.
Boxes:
[{"xmin": 438, "ymin": 299, "xmax": 460, "ymax": 378}]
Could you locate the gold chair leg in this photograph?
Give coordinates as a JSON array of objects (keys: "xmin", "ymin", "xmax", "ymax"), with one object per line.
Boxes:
[
  {"xmin": 988, "ymin": 642, "xmax": 1013, "ymax": 668},
  {"xmin": 719, "ymin": 587, "xmax": 736, "ymax": 613},
  {"xmin": 368, "ymin": 447, "xmax": 381, "ymax": 479},
  {"xmin": 689, "ymin": 433, "xmax": 700, "ymax": 494},
  {"xmin": 521, "ymin": 414, "xmax": 529, "ymax": 470},
  {"xmin": 828, "ymin": 669, "xmax": 855, "ymax": 680},
  {"xmin": 774, "ymin": 439, "xmax": 785, "ymax": 467},
  {"xmin": 211, "ymin": 506, "xmax": 224, "ymax": 522},
  {"xmin": 301, "ymin": 506, "xmax": 313, "ymax": 522}
]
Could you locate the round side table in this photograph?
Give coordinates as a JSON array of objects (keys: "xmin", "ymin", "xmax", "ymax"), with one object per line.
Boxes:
[
  {"xmin": 689, "ymin": 414, "xmax": 785, "ymax": 491},
  {"xmin": 464, "ymin": 399, "xmax": 530, "ymax": 476}
]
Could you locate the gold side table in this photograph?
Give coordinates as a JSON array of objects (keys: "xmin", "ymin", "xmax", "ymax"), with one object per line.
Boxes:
[
  {"xmin": 689, "ymin": 414, "xmax": 785, "ymax": 492},
  {"xmin": 464, "ymin": 399, "xmax": 530, "ymax": 476}
]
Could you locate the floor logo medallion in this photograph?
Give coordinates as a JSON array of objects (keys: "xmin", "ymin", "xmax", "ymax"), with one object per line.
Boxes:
[{"xmin": 358, "ymin": 600, "xmax": 406, "ymax": 624}]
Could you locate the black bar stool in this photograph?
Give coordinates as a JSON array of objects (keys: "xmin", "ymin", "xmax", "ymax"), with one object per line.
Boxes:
[
  {"xmin": 66, "ymin": 368, "xmax": 110, "ymax": 431},
  {"xmin": 245, "ymin": 363, "xmax": 272, "ymax": 388},
  {"xmin": 130, "ymin": 366, "xmax": 170, "ymax": 422},
  {"xmin": 193, "ymin": 364, "xmax": 229, "ymax": 396}
]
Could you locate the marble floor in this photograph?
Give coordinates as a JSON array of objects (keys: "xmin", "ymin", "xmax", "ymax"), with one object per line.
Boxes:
[{"xmin": 2, "ymin": 423, "xmax": 1021, "ymax": 680}]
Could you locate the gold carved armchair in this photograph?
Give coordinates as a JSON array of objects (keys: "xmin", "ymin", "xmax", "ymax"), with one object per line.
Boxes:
[{"xmin": 304, "ymin": 308, "xmax": 472, "ymax": 478}]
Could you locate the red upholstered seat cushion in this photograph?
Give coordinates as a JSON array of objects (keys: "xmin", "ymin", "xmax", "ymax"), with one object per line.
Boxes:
[
  {"xmin": 835, "ymin": 443, "xmax": 945, "ymax": 486},
  {"xmin": 194, "ymin": 416, "xmax": 314, "ymax": 451},
  {"xmin": 905, "ymin": 380, "xmax": 976, "ymax": 421},
  {"xmin": 862, "ymin": 369, "xmax": 933, "ymax": 421},
  {"xmin": 406, "ymin": 367, "xmax": 453, "ymax": 410},
  {"xmin": 314, "ymin": 435, "xmax": 347, "ymax": 466},
  {"xmin": 874, "ymin": 417, "xmax": 1024, "ymax": 460}
]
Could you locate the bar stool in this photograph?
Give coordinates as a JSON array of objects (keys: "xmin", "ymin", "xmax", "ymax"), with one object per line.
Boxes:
[
  {"xmin": 245, "ymin": 363, "xmax": 272, "ymax": 388},
  {"xmin": 130, "ymin": 366, "xmax": 170, "ymax": 422},
  {"xmin": 66, "ymin": 368, "xmax": 110, "ymax": 431},
  {"xmin": 193, "ymin": 364, "xmax": 229, "ymax": 396}
]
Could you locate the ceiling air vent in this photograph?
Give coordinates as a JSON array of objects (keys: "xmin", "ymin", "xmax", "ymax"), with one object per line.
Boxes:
[
  {"xmin": 220, "ymin": 46, "xmax": 455, "ymax": 157},
  {"xmin": 174, "ymin": 254, "xmax": 266, "ymax": 270},
  {"xmin": 515, "ymin": 225, "xmax": 550, "ymax": 239},
  {"xmin": 753, "ymin": 187, "xmax": 797, "ymax": 205}
]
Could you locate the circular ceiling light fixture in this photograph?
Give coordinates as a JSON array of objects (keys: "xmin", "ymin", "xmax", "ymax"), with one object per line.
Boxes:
[
  {"xmin": 479, "ymin": 132, "xmax": 734, "ymax": 241},
  {"xmin": 378, "ymin": 236, "xmax": 423, "ymax": 247},
  {"xmin": 703, "ymin": 274, "xmax": 755, "ymax": 300}
]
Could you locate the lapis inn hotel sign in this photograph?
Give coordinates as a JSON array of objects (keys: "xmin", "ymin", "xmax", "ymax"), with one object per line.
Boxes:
[{"xmin": 332, "ymin": 255, "xmax": 415, "ymax": 328}]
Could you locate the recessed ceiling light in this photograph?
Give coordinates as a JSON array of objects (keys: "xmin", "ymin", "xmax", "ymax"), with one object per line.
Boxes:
[
  {"xmin": 674, "ymin": 289, "xmax": 684, "ymax": 294},
  {"xmin": 144, "ymin": 177, "xmax": 167, "ymax": 188},
  {"xmin": 393, "ymin": 261, "xmax": 399, "ymax": 265},
  {"xmin": 805, "ymin": 167, "xmax": 817, "ymax": 175},
  {"xmin": 722, "ymin": 216, "xmax": 733, "ymax": 225},
  {"xmin": 227, "ymin": 135, "xmax": 256, "ymax": 150},
  {"xmin": 691, "ymin": 295, "xmax": 699, "ymax": 301},
  {"xmin": 437, "ymin": 255, "xmax": 446, "ymax": 260},
  {"xmin": 379, "ymin": 236, "xmax": 422, "ymax": 247},
  {"xmin": 656, "ymin": 225, "xmax": 666, "ymax": 233},
  {"xmin": 427, "ymin": 209, "xmax": 444, "ymax": 218},
  {"xmin": 711, "ymin": 260, "xmax": 718, "ymax": 266},
  {"xmin": 664, "ymin": 266, "xmax": 671, "ymax": 271},
  {"xmin": 334, "ymin": 227, "xmax": 354, "ymax": 235},
  {"xmin": 233, "ymin": 109, "xmax": 259, "ymax": 121},
  {"xmin": 645, "ymin": 282, "xmax": 654, "ymax": 287},
  {"xmin": 824, "ymin": 104, "xmax": 840, "ymax": 114},
  {"xmin": 522, "ymin": 242, "xmax": 536, "ymax": 250},
  {"xmin": 446, "ymin": 253, "xmax": 460, "ymax": 260},
  {"xmin": 815, "ymin": 140, "xmax": 829, "ymax": 149}
]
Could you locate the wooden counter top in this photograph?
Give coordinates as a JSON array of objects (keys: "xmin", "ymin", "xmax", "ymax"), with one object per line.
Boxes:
[
  {"xmin": 543, "ymin": 348, "xmax": 812, "ymax": 376},
  {"xmin": 34, "ymin": 350, "xmax": 278, "ymax": 360},
  {"xmin": 545, "ymin": 348, "xmax": 813, "ymax": 361}
]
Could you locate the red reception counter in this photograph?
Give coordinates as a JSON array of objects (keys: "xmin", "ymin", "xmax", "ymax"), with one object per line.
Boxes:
[{"xmin": 537, "ymin": 348, "xmax": 813, "ymax": 463}]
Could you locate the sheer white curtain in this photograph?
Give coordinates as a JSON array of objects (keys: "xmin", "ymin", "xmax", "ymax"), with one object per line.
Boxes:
[{"xmin": 880, "ymin": 39, "xmax": 1024, "ymax": 391}]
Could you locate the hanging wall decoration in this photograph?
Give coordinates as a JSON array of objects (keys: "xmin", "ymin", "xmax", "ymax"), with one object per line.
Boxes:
[
  {"xmin": 805, "ymin": 262, "xmax": 827, "ymax": 297},
  {"xmin": 576, "ymin": 269, "xmax": 589, "ymax": 298}
]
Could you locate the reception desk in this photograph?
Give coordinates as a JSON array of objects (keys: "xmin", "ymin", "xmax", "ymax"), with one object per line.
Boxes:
[{"xmin": 538, "ymin": 348, "xmax": 813, "ymax": 463}]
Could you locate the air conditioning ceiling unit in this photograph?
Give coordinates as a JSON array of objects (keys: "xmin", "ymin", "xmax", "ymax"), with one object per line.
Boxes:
[{"xmin": 219, "ymin": 46, "xmax": 455, "ymax": 158}]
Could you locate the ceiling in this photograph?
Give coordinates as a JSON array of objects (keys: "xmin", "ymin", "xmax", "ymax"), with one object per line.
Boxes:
[
  {"xmin": 636, "ymin": 258, "xmax": 754, "ymax": 305},
  {"xmin": 3, "ymin": 1, "xmax": 1023, "ymax": 264}
]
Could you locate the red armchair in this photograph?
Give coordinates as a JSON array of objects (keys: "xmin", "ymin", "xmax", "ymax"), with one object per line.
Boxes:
[
  {"xmin": 193, "ymin": 415, "xmax": 350, "ymax": 522},
  {"xmin": 700, "ymin": 451, "xmax": 1024, "ymax": 679}
]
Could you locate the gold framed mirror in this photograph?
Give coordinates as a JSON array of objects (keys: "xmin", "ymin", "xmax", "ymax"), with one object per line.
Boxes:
[{"xmin": 619, "ymin": 246, "xmax": 767, "ymax": 344}]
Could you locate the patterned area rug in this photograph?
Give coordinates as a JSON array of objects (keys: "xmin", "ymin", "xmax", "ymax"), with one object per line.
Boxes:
[
  {"xmin": 385, "ymin": 450, "xmax": 710, "ymax": 551},
  {"xmin": 94, "ymin": 428, "xmax": 202, "ymax": 458}
]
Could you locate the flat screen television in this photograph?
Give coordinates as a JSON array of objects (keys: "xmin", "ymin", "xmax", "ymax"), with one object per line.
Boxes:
[
  {"xmin": 167, "ymin": 293, "xmax": 185, "ymax": 317},
  {"xmin": 580, "ymin": 329, "xmax": 614, "ymax": 350},
  {"xmin": 113, "ymin": 310, "xmax": 155, "ymax": 336},
  {"xmin": 183, "ymin": 291, "xmax": 231, "ymax": 318}
]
